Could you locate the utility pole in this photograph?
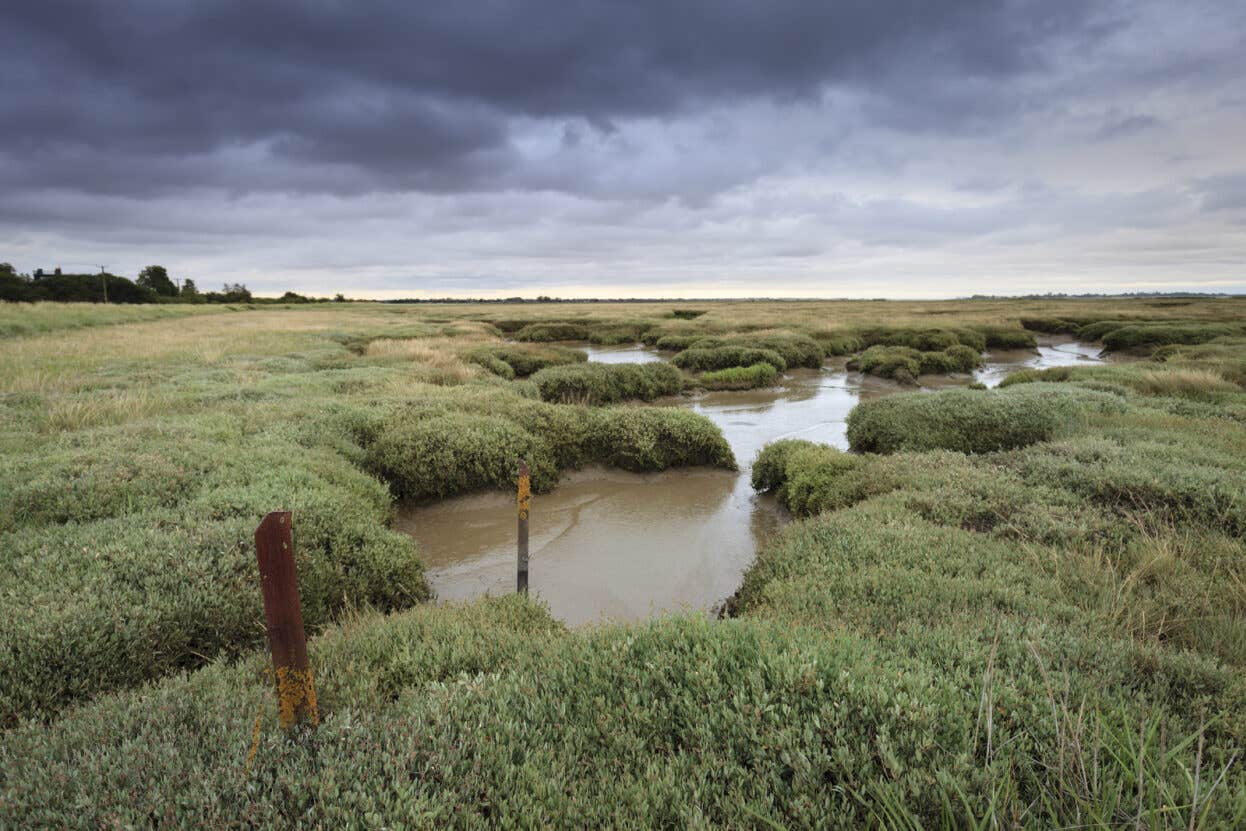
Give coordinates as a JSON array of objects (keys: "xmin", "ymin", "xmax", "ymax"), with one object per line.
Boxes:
[{"xmin": 97, "ymin": 265, "xmax": 108, "ymax": 303}]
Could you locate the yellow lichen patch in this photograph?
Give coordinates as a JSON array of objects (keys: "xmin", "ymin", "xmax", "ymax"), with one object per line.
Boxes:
[
  {"xmin": 274, "ymin": 665, "xmax": 319, "ymax": 730},
  {"xmin": 517, "ymin": 472, "xmax": 531, "ymax": 520}
]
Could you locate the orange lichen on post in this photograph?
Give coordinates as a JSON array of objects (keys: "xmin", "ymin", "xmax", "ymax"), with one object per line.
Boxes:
[
  {"xmin": 274, "ymin": 666, "xmax": 319, "ymax": 730},
  {"xmin": 254, "ymin": 511, "xmax": 318, "ymax": 731},
  {"xmin": 517, "ymin": 464, "xmax": 531, "ymax": 521},
  {"xmin": 517, "ymin": 459, "xmax": 530, "ymax": 594}
]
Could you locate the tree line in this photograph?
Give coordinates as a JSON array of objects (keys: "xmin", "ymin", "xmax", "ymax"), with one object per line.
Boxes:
[{"xmin": 0, "ymin": 263, "xmax": 347, "ymax": 304}]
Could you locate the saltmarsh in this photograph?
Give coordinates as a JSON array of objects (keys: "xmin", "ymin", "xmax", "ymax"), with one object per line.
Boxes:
[{"xmin": 2, "ymin": 297, "xmax": 1245, "ymax": 827}]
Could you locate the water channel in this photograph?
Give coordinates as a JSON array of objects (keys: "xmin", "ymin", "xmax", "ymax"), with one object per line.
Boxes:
[{"xmin": 395, "ymin": 336, "xmax": 1108, "ymax": 625}]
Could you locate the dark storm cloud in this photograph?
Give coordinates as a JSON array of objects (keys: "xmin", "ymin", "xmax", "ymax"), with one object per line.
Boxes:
[{"xmin": 0, "ymin": 0, "xmax": 1111, "ymax": 197}]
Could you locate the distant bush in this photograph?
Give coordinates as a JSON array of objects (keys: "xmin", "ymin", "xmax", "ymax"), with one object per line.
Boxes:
[
  {"xmin": 671, "ymin": 308, "xmax": 707, "ymax": 319},
  {"xmin": 514, "ymin": 322, "xmax": 591, "ymax": 341},
  {"xmin": 673, "ymin": 346, "xmax": 787, "ymax": 373},
  {"xmin": 855, "ymin": 326, "xmax": 986, "ymax": 352},
  {"xmin": 1020, "ymin": 316, "xmax": 1082, "ymax": 334},
  {"xmin": 530, "ymin": 362, "xmax": 683, "ymax": 404},
  {"xmin": 846, "ymin": 385, "xmax": 1127, "ymax": 454},
  {"xmin": 699, "ymin": 362, "xmax": 779, "ymax": 390}
]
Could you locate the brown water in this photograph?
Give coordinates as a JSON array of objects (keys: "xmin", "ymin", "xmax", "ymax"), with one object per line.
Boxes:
[{"xmin": 398, "ymin": 337, "xmax": 1109, "ymax": 624}]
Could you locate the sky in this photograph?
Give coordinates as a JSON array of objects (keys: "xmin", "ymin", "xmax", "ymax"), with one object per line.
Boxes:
[{"xmin": 2, "ymin": 1, "xmax": 1244, "ymax": 299}]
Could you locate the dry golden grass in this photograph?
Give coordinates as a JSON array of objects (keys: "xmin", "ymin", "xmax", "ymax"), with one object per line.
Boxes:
[
  {"xmin": 1131, "ymin": 367, "xmax": 1239, "ymax": 398},
  {"xmin": 364, "ymin": 333, "xmax": 499, "ymax": 384}
]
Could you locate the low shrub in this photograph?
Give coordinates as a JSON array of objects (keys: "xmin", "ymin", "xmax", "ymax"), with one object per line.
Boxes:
[
  {"xmin": 698, "ymin": 362, "xmax": 779, "ymax": 390},
  {"xmin": 848, "ymin": 345, "xmax": 920, "ymax": 383},
  {"xmin": 514, "ymin": 322, "xmax": 591, "ymax": 342},
  {"xmin": 466, "ymin": 344, "xmax": 586, "ymax": 377},
  {"xmin": 998, "ymin": 366, "xmax": 1074, "ymax": 387},
  {"xmin": 973, "ymin": 325, "xmax": 1037, "ymax": 349},
  {"xmin": 670, "ymin": 308, "xmax": 707, "ymax": 319},
  {"xmin": 709, "ymin": 332, "xmax": 825, "ymax": 368},
  {"xmin": 820, "ymin": 332, "xmax": 865, "ymax": 355},
  {"xmin": 587, "ymin": 322, "xmax": 649, "ymax": 345},
  {"xmin": 672, "ymin": 346, "xmax": 787, "ymax": 373},
  {"xmin": 918, "ymin": 343, "xmax": 980, "ymax": 374},
  {"xmin": 1020, "ymin": 316, "xmax": 1084, "ymax": 334},
  {"xmin": 530, "ymin": 362, "xmax": 683, "ymax": 404},
  {"xmin": 855, "ymin": 326, "xmax": 986, "ymax": 352},
  {"xmin": 588, "ymin": 407, "xmax": 736, "ymax": 471},
  {"xmin": 654, "ymin": 333, "xmax": 704, "ymax": 351},
  {"xmin": 365, "ymin": 412, "xmax": 561, "ymax": 501},
  {"xmin": 1102, "ymin": 322, "xmax": 1236, "ymax": 352},
  {"xmin": 751, "ymin": 440, "xmax": 900, "ymax": 516},
  {"xmin": 846, "ymin": 385, "xmax": 1127, "ymax": 454}
]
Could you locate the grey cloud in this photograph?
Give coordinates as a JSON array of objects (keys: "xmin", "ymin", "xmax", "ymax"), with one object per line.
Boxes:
[{"xmin": 1, "ymin": 0, "xmax": 1109, "ymax": 198}]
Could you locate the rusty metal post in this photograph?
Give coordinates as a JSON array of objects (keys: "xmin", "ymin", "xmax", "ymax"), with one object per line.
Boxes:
[
  {"xmin": 517, "ymin": 459, "xmax": 530, "ymax": 594},
  {"xmin": 254, "ymin": 511, "xmax": 318, "ymax": 730}
]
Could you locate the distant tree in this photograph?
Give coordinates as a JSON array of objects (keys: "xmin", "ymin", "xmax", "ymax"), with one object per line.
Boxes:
[
  {"xmin": 0, "ymin": 263, "xmax": 14, "ymax": 277},
  {"xmin": 279, "ymin": 291, "xmax": 311, "ymax": 303},
  {"xmin": 333, "ymin": 293, "xmax": 346, "ymax": 303},
  {"xmin": 136, "ymin": 265, "xmax": 179, "ymax": 297},
  {"xmin": 180, "ymin": 278, "xmax": 198, "ymax": 297},
  {"xmin": 204, "ymin": 282, "xmax": 252, "ymax": 303}
]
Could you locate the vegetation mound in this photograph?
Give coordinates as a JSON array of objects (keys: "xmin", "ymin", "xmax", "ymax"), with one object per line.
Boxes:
[
  {"xmin": 465, "ymin": 343, "xmax": 586, "ymax": 378},
  {"xmin": 699, "ymin": 362, "xmax": 779, "ymax": 390},
  {"xmin": 530, "ymin": 361, "xmax": 683, "ymax": 404},
  {"xmin": 846, "ymin": 385, "xmax": 1126, "ymax": 453},
  {"xmin": 672, "ymin": 345, "xmax": 787, "ymax": 373}
]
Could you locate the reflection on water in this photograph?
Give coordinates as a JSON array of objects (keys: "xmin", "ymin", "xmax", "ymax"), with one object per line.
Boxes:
[
  {"xmin": 399, "ymin": 337, "xmax": 1112, "ymax": 624},
  {"xmin": 394, "ymin": 467, "xmax": 781, "ymax": 626},
  {"xmin": 973, "ymin": 338, "xmax": 1104, "ymax": 388},
  {"xmin": 577, "ymin": 342, "xmax": 667, "ymax": 364}
]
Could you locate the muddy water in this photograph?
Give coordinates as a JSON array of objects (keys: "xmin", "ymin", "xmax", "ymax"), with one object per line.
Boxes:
[
  {"xmin": 973, "ymin": 337, "xmax": 1105, "ymax": 388},
  {"xmin": 398, "ymin": 337, "xmax": 1109, "ymax": 624}
]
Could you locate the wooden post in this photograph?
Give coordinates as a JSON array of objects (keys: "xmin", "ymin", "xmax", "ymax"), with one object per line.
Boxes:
[
  {"xmin": 254, "ymin": 511, "xmax": 318, "ymax": 730},
  {"xmin": 517, "ymin": 459, "xmax": 530, "ymax": 594}
]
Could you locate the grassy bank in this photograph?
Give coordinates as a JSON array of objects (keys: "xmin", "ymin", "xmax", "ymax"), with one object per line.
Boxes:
[
  {"xmin": 0, "ymin": 306, "xmax": 732, "ymax": 724},
  {"xmin": 2, "ymin": 298, "xmax": 1244, "ymax": 826}
]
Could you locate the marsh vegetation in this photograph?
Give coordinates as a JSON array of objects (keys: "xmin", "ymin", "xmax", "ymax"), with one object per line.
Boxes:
[{"xmin": 1, "ymin": 297, "xmax": 1244, "ymax": 827}]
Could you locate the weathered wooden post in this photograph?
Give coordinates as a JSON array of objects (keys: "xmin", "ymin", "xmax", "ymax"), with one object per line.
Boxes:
[
  {"xmin": 254, "ymin": 511, "xmax": 319, "ymax": 730},
  {"xmin": 517, "ymin": 459, "xmax": 530, "ymax": 594}
]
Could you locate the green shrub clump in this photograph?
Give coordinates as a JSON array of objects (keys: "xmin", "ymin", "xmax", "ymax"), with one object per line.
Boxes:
[
  {"xmin": 973, "ymin": 325, "xmax": 1038, "ymax": 349},
  {"xmin": 698, "ymin": 362, "xmax": 779, "ymax": 390},
  {"xmin": 366, "ymin": 399, "xmax": 734, "ymax": 502},
  {"xmin": 514, "ymin": 321, "xmax": 591, "ymax": 342},
  {"xmin": 654, "ymin": 333, "xmax": 705, "ymax": 351},
  {"xmin": 466, "ymin": 344, "xmax": 586, "ymax": 377},
  {"xmin": 846, "ymin": 384, "xmax": 1127, "ymax": 454},
  {"xmin": 850, "ymin": 343, "xmax": 981, "ymax": 382},
  {"xmin": 1101, "ymin": 322, "xmax": 1236, "ymax": 352},
  {"xmin": 530, "ymin": 362, "xmax": 683, "ymax": 404},
  {"xmin": 587, "ymin": 322, "xmax": 650, "ymax": 345},
  {"xmin": 673, "ymin": 345, "xmax": 787, "ymax": 373}
]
